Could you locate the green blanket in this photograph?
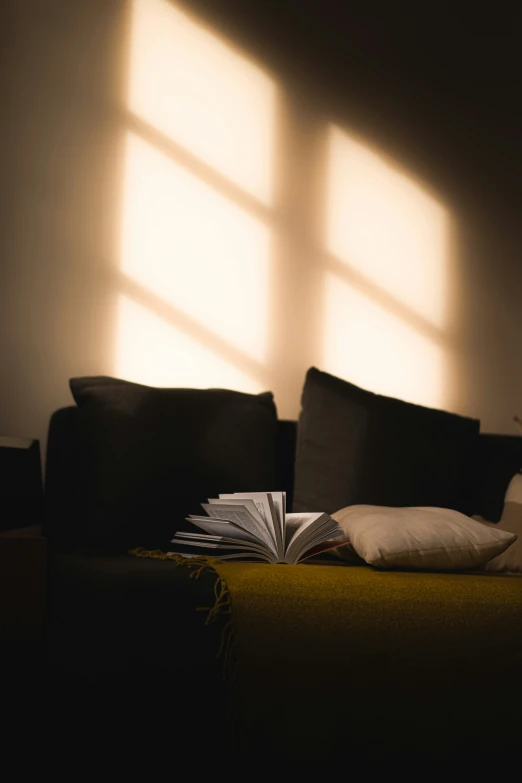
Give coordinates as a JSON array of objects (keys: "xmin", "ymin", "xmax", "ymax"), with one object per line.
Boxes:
[
  {"xmin": 131, "ymin": 551, "xmax": 522, "ymax": 767},
  {"xmin": 217, "ymin": 562, "xmax": 522, "ymax": 766}
]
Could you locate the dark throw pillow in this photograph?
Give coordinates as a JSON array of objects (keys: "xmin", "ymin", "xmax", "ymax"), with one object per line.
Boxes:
[
  {"xmin": 293, "ymin": 367, "xmax": 480, "ymax": 516},
  {"xmin": 68, "ymin": 376, "xmax": 278, "ymax": 552}
]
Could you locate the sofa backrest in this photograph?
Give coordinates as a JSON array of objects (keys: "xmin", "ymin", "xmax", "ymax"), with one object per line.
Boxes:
[
  {"xmin": 44, "ymin": 405, "xmax": 522, "ymax": 548},
  {"xmin": 43, "ymin": 406, "xmax": 298, "ymax": 546}
]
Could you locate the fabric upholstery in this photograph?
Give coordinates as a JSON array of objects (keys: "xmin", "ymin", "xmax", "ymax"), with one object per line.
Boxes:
[
  {"xmin": 214, "ymin": 560, "xmax": 522, "ymax": 766},
  {"xmin": 331, "ymin": 504, "xmax": 516, "ymax": 570},
  {"xmin": 61, "ymin": 376, "xmax": 278, "ymax": 552},
  {"xmin": 293, "ymin": 367, "xmax": 480, "ymax": 515}
]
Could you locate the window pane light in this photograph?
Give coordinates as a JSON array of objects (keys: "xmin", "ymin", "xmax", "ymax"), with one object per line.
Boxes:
[
  {"xmin": 120, "ymin": 132, "xmax": 271, "ymax": 364},
  {"xmin": 322, "ymin": 126, "xmax": 451, "ymax": 409},
  {"xmin": 322, "ymin": 272, "xmax": 445, "ymax": 409},
  {"xmin": 128, "ymin": 0, "xmax": 276, "ymax": 205},
  {"xmin": 326, "ymin": 126, "xmax": 448, "ymax": 329},
  {"xmin": 114, "ymin": 294, "xmax": 263, "ymax": 393}
]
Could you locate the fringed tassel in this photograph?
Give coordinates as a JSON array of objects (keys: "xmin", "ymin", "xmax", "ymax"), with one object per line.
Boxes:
[
  {"xmin": 128, "ymin": 547, "xmax": 219, "ymax": 577},
  {"xmin": 128, "ymin": 547, "xmax": 237, "ymax": 681},
  {"xmin": 196, "ymin": 574, "xmax": 237, "ymax": 682}
]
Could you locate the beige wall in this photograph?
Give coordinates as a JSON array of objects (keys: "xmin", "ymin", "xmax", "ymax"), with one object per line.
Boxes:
[{"xmin": 1, "ymin": 0, "xmax": 521, "ymax": 470}]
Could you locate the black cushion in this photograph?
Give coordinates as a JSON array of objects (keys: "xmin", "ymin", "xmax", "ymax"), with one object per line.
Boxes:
[
  {"xmin": 293, "ymin": 367, "xmax": 480, "ymax": 516},
  {"xmin": 67, "ymin": 376, "xmax": 278, "ymax": 552}
]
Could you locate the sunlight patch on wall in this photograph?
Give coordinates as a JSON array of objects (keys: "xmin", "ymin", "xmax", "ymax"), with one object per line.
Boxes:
[
  {"xmin": 128, "ymin": 0, "xmax": 275, "ymax": 205},
  {"xmin": 322, "ymin": 273, "xmax": 444, "ymax": 409},
  {"xmin": 120, "ymin": 132, "xmax": 271, "ymax": 363},
  {"xmin": 326, "ymin": 126, "xmax": 448, "ymax": 329},
  {"xmin": 115, "ymin": 295, "xmax": 263, "ymax": 392}
]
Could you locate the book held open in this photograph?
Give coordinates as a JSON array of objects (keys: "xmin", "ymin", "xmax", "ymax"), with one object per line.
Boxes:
[{"xmin": 170, "ymin": 491, "xmax": 349, "ymax": 564}]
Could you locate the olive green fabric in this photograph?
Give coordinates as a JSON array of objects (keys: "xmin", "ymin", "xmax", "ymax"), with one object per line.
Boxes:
[
  {"xmin": 125, "ymin": 550, "xmax": 522, "ymax": 769},
  {"xmin": 214, "ymin": 562, "xmax": 522, "ymax": 767}
]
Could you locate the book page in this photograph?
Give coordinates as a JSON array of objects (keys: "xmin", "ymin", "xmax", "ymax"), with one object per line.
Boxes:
[
  {"xmin": 171, "ymin": 532, "xmax": 275, "ymax": 562},
  {"xmin": 229, "ymin": 491, "xmax": 285, "ymax": 559},
  {"xmin": 201, "ymin": 503, "xmax": 275, "ymax": 551},
  {"xmin": 169, "ymin": 548, "xmax": 271, "ymax": 562},
  {"xmin": 186, "ymin": 515, "xmax": 265, "ymax": 544},
  {"xmin": 206, "ymin": 498, "xmax": 273, "ymax": 549},
  {"xmin": 293, "ymin": 518, "xmax": 343, "ymax": 552},
  {"xmin": 174, "ymin": 531, "xmax": 269, "ymax": 552},
  {"xmin": 219, "ymin": 493, "xmax": 279, "ymax": 552},
  {"xmin": 263, "ymin": 491, "xmax": 285, "ymax": 552},
  {"xmin": 298, "ymin": 539, "xmax": 354, "ymax": 563},
  {"xmin": 285, "ymin": 513, "xmax": 344, "ymax": 563},
  {"xmin": 284, "ymin": 513, "xmax": 325, "ymax": 548},
  {"xmin": 286, "ymin": 528, "xmax": 345, "ymax": 564}
]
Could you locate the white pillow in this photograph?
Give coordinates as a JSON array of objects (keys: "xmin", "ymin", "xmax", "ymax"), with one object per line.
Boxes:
[{"xmin": 331, "ymin": 505, "xmax": 517, "ymax": 571}]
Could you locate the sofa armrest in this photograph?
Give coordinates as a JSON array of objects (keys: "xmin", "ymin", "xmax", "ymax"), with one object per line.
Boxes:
[{"xmin": 474, "ymin": 434, "xmax": 522, "ymax": 521}]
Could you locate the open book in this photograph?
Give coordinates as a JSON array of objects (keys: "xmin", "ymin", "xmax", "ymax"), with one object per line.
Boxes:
[{"xmin": 169, "ymin": 491, "xmax": 349, "ymax": 564}]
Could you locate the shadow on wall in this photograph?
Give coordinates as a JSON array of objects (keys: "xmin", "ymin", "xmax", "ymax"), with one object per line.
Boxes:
[
  {"xmin": 115, "ymin": 0, "xmax": 457, "ymax": 418},
  {"xmin": 0, "ymin": 0, "xmax": 129, "ymax": 456},
  {"xmin": 13, "ymin": 0, "xmax": 517, "ymax": 469}
]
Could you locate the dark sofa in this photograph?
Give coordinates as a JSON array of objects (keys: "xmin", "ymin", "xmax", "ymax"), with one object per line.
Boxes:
[
  {"xmin": 38, "ymin": 382, "xmax": 522, "ymax": 770},
  {"xmin": 40, "ymin": 402, "xmax": 299, "ymax": 767}
]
